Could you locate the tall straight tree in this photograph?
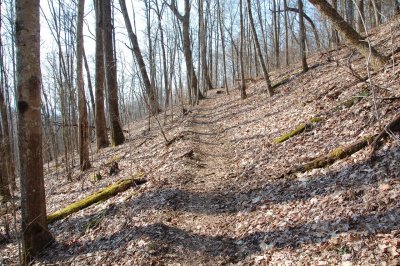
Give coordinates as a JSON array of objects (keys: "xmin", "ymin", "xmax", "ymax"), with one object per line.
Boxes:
[
  {"xmin": 246, "ymin": 0, "xmax": 273, "ymax": 96},
  {"xmin": 298, "ymin": 0, "xmax": 308, "ymax": 72},
  {"xmin": 167, "ymin": 0, "xmax": 204, "ymax": 105},
  {"xmin": 331, "ymin": 0, "xmax": 340, "ymax": 47},
  {"xmin": 198, "ymin": 0, "xmax": 213, "ymax": 92},
  {"xmin": 308, "ymin": 0, "xmax": 387, "ymax": 70},
  {"xmin": 119, "ymin": 0, "xmax": 160, "ymax": 115},
  {"xmin": 76, "ymin": 0, "xmax": 91, "ymax": 170},
  {"xmin": 95, "ymin": 0, "xmax": 109, "ymax": 149},
  {"xmin": 239, "ymin": 0, "xmax": 247, "ymax": 99},
  {"xmin": 103, "ymin": 0, "xmax": 125, "ymax": 146},
  {"xmin": 15, "ymin": 0, "xmax": 54, "ymax": 262},
  {"xmin": 356, "ymin": 0, "xmax": 365, "ymax": 32},
  {"xmin": 217, "ymin": 0, "xmax": 229, "ymax": 95}
]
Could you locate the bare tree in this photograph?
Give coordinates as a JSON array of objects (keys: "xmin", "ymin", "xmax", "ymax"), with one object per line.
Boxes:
[
  {"xmin": 246, "ymin": 0, "xmax": 273, "ymax": 96},
  {"xmin": 198, "ymin": 0, "xmax": 213, "ymax": 92},
  {"xmin": 76, "ymin": 0, "xmax": 91, "ymax": 170},
  {"xmin": 239, "ymin": 0, "xmax": 247, "ymax": 99},
  {"xmin": 15, "ymin": 0, "xmax": 54, "ymax": 261},
  {"xmin": 308, "ymin": 0, "xmax": 387, "ymax": 70},
  {"xmin": 103, "ymin": 0, "xmax": 125, "ymax": 146},
  {"xmin": 119, "ymin": 0, "xmax": 160, "ymax": 115},
  {"xmin": 298, "ymin": 0, "xmax": 308, "ymax": 72},
  {"xmin": 166, "ymin": 0, "xmax": 204, "ymax": 105},
  {"xmin": 95, "ymin": 0, "xmax": 110, "ymax": 149}
]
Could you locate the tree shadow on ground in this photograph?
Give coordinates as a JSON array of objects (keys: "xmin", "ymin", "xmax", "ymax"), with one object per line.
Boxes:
[
  {"xmin": 41, "ymin": 206, "xmax": 399, "ymax": 264},
  {"xmin": 39, "ymin": 147, "xmax": 400, "ymax": 263}
]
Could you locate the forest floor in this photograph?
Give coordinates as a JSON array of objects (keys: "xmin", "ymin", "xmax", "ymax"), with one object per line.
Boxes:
[{"xmin": 2, "ymin": 17, "xmax": 400, "ymax": 265}]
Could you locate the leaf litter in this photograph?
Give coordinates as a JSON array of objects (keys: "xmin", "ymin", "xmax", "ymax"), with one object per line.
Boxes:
[{"xmin": 1, "ymin": 16, "xmax": 400, "ymax": 266}]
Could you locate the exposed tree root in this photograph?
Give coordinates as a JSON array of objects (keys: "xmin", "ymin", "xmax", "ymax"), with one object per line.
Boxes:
[
  {"xmin": 47, "ymin": 173, "xmax": 146, "ymax": 224},
  {"xmin": 274, "ymin": 117, "xmax": 323, "ymax": 144}
]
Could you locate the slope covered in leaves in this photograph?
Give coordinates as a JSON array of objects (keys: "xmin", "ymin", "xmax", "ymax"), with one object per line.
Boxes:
[{"xmin": 1, "ymin": 16, "xmax": 400, "ymax": 265}]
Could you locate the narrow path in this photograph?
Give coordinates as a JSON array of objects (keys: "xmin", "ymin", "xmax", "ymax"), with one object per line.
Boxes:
[{"xmin": 159, "ymin": 92, "xmax": 248, "ymax": 264}]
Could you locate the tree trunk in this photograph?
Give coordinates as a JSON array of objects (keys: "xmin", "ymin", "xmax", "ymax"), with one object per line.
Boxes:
[
  {"xmin": 83, "ymin": 48, "xmax": 96, "ymax": 115},
  {"xmin": 272, "ymin": 0, "xmax": 280, "ymax": 69},
  {"xmin": 246, "ymin": 0, "xmax": 273, "ymax": 96},
  {"xmin": 120, "ymin": 0, "xmax": 160, "ymax": 115},
  {"xmin": 284, "ymin": 6, "xmax": 321, "ymax": 50},
  {"xmin": 94, "ymin": 0, "xmax": 109, "ymax": 149},
  {"xmin": 239, "ymin": 0, "xmax": 247, "ymax": 99},
  {"xmin": 199, "ymin": 0, "xmax": 213, "ymax": 92},
  {"xmin": 356, "ymin": 0, "xmax": 365, "ymax": 32},
  {"xmin": 0, "ymin": 120, "xmax": 11, "ymax": 201},
  {"xmin": 283, "ymin": 0, "xmax": 290, "ymax": 65},
  {"xmin": 0, "ymin": 50, "xmax": 15, "ymax": 197},
  {"xmin": 308, "ymin": 0, "xmax": 387, "ymax": 70},
  {"xmin": 103, "ymin": 0, "xmax": 125, "ymax": 146},
  {"xmin": 217, "ymin": 0, "xmax": 229, "ymax": 94},
  {"xmin": 298, "ymin": 0, "xmax": 309, "ymax": 72},
  {"xmin": 331, "ymin": 0, "xmax": 340, "ymax": 47},
  {"xmin": 15, "ymin": 0, "xmax": 54, "ymax": 262},
  {"xmin": 395, "ymin": 0, "xmax": 400, "ymax": 15},
  {"xmin": 167, "ymin": 0, "xmax": 204, "ymax": 105},
  {"xmin": 76, "ymin": 0, "xmax": 91, "ymax": 171}
]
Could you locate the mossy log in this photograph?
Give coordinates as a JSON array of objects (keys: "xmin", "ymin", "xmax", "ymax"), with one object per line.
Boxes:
[
  {"xmin": 274, "ymin": 117, "xmax": 322, "ymax": 144},
  {"xmin": 47, "ymin": 173, "xmax": 146, "ymax": 224},
  {"xmin": 286, "ymin": 135, "xmax": 375, "ymax": 176}
]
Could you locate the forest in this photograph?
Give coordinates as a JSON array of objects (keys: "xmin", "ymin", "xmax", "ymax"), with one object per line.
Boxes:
[{"xmin": 0, "ymin": 0, "xmax": 400, "ymax": 264}]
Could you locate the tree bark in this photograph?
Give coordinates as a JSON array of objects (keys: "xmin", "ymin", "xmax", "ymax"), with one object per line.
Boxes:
[
  {"xmin": 217, "ymin": 0, "xmax": 229, "ymax": 94},
  {"xmin": 272, "ymin": 0, "xmax": 280, "ymax": 69},
  {"xmin": 103, "ymin": 0, "xmax": 125, "ymax": 146},
  {"xmin": 356, "ymin": 0, "xmax": 365, "ymax": 32},
  {"xmin": 77, "ymin": 0, "xmax": 91, "ymax": 171},
  {"xmin": 95, "ymin": 0, "xmax": 110, "ymax": 149},
  {"xmin": 298, "ymin": 0, "xmax": 309, "ymax": 72},
  {"xmin": 167, "ymin": 0, "xmax": 204, "ymax": 104},
  {"xmin": 246, "ymin": 0, "xmax": 273, "ymax": 96},
  {"xmin": 199, "ymin": 0, "xmax": 213, "ymax": 92},
  {"xmin": 308, "ymin": 0, "xmax": 387, "ymax": 71},
  {"xmin": 15, "ymin": 0, "xmax": 54, "ymax": 261},
  {"xmin": 120, "ymin": 0, "xmax": 160, "ymax": 115},
  {"xmin": 283, "ymin": 6, "xmax": 321, "ymax": 50},
  {"xmin": 239, "ymin": 0, "xmax": 247, "ymax": 99}
]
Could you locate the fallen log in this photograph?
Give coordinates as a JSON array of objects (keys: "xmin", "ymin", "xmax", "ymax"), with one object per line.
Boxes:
[
  {"xmin": 274, "ymin": 117, "xmax": 322, "ymax": 144},
  {"xmin": 285, "ymin": 135, "xmax": 375, "ymax": 177},
  {"xmin": 47, "ymin": 173, "xmax": 146, "ymax": 224}
]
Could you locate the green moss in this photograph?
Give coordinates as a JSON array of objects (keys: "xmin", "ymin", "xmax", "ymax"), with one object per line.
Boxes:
[
  {"xmin": 105, "ymin": 155, "xmax": 121, "ymax": 166},
  {"xmin": 359, "ymin": 90, "xmax": 369, "ymax": 97},
  {"xmin": 274, "ymin": 124, "xmax": 306, "ymax": 144},
  {"xmin": 274, "ymin": 117, "xmax": 323, "ymax": 144},
  {"xmin": 48, "ymin": 172, "xmax": 145, "ymax": 224},
  {"xmin": 329, "ymin": 147, "xmax": 346, "ymax": 159},
  {"xmin": 342, "ymin": 99, "xmax": 356, "ymax": 108},
  {"xmin": 309, "ymin": 117, "xmax": 323, "ymax": 123}
]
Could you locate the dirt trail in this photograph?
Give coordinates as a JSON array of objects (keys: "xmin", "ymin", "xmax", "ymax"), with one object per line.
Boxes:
[{"xmin": 156, "ymin": 92, "xmax": 245, "ymax": 264}]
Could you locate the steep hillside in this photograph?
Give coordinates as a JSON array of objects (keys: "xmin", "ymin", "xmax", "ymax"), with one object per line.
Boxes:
[{"xmin": 2, "ymin": 16, "xmax": 400, "ymax": 265}]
